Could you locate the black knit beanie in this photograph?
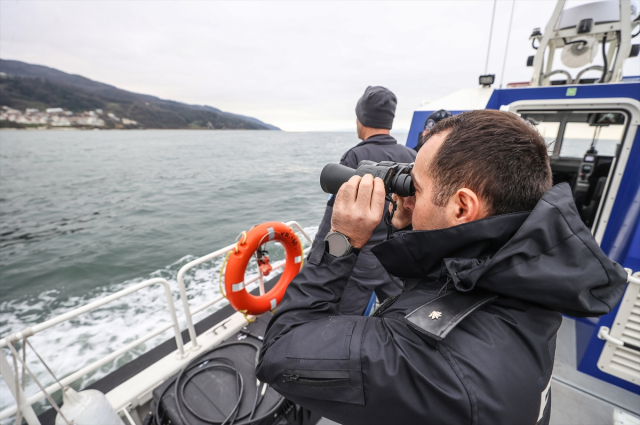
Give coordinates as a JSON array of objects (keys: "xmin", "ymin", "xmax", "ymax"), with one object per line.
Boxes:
[{"xmin": 355, "ymin": 86, "xmax": 397, "ymax": 129}]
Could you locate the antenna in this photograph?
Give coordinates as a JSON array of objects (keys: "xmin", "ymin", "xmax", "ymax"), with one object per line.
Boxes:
[
  {"xmin": 479, "ymin": 0, "xmax": 498, "ymax": 87},
  {"xmin": 484, "ymin": 0, "xmax": 497, "ymax": 75},
  {"xmin": 499, "ymin": 0, "xmax": 516, "ymax": 88}
]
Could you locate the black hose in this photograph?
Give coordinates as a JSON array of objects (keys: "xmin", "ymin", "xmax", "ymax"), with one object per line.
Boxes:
[
  {"xmin": 153, "ymin": 340, "xmax": 283, "ymax": 425},
  {"xmin": 600, "ymin": 34, "xmax": 608, "ymax": 83},
  {"xmin": 248, "ymin": 381, "xmax": 262, "ymax": 420},
  {"xmin": 562, "ymin": 37, "xmax": 587, "ymax": 47},
  {"xmin": 176, "ymin": 359, "xmax": 244, "ymax": 424},
  {"xmin": 532, "ymin": 39, "xmax": 538, "ymax": 50}
]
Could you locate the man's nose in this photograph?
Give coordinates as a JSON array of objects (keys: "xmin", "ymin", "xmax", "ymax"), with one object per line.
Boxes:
[{"xmin": 404, "ymin": 195, "xmax": 416, "ymax": 210}]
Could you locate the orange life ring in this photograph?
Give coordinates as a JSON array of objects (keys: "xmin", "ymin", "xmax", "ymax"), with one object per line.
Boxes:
[{"xmin": 224, "ymin": 221, "xmax": 304, "ymax": 315}]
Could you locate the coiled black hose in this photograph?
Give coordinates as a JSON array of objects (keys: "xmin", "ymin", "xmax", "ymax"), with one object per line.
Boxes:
[{"xmin": 153, "ymin": 340, "xmax": 284, "ymax": 425}]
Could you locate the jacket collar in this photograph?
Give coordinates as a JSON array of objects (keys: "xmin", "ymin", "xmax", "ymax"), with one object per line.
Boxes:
[
  {"xmin": 371, "ymin": 211, "xmax": 529, "ymax": 280},
  {"xmin": 355, "ymin": 134, "xmax": 397, "ymax": 147},
  {"xmin": 371, "ymin": 183, "xmax": 629, "ymax": 316}
]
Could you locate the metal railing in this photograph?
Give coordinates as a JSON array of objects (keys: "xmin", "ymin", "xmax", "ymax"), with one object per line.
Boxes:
[
  {"xmin": 0, "ymin": 278, "xmax": 184, "ymax": 422},
  {"xmin": 0, "ymin": 221, "xmax": 312, "ymax": 423}
]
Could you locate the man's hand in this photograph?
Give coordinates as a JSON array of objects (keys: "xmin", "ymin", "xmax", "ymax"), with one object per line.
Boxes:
[
  {"xmin": 331, "ymin": 174, "xmax": 385, "ymax": 249},
  {"xmin": 390, "ymin": 193, "xmax": 414, "ymax": 230}
]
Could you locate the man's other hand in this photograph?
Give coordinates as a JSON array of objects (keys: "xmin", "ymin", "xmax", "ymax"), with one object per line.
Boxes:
[
  {"xmin": 390, "ymin": 193, "xmax": 414, "ymax": 230},
  {"xmin": 331, "ymin": 174, "xmax": 385, "ymax": 249}
]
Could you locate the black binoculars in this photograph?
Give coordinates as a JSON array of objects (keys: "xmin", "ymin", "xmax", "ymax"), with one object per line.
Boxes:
[{"xmin": 320, "ymin": 160, "xmax": 415, "ymax": 197}]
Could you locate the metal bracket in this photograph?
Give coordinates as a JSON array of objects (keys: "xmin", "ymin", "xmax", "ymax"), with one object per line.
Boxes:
[
  {"xmin": 598, "ymin": 326, "xmax": 640, "ymax": 352},
  {"xmin": 625, "ymin": 268, "xmax": 640, "ymax": 286},
  {"xmin": 598, "ymin": 326, "xmax": 622, "ymax": 346},
  {"xmin": 211, "ymin": 317, "xmax": 233, "ymax": 335}
]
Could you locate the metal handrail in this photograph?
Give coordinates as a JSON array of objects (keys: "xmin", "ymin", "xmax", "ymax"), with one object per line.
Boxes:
[
  {"xmin": 0, "ymin": 278, "xmax": 183, "ymax": 350},
  {"xmin": 0, "ymin": 221, "xmax": 313, "ymax": 421},
  {"xmin": 0, "ymin": 278, "xmax": 184, "ymax": 421},
  {"xmin": 176, "ymin": 221, "xmax": 312, "ymax": 350}
]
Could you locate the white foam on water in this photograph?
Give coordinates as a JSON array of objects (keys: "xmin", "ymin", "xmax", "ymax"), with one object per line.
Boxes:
[{"xmin": 0, "ymin": 226, "xmax": 318, "ymax": 421}]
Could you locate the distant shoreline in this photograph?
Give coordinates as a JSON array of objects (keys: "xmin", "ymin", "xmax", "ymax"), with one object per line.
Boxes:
[
  {"xmin": 0, "ymin": 127, "xmax": 278, "ymax": 131},
  {"xmin": 0, "ymin": 128, "xmax": 410, "ymax": 133},
  {"xmin": 1, "ymin": 59, "xmax": 281, "ymax": 131}
]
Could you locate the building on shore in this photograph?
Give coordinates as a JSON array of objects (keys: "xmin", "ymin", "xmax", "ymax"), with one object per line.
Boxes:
[{"xmin": 0, "ymin": 106, "xmax": 140, "ymax": 128}]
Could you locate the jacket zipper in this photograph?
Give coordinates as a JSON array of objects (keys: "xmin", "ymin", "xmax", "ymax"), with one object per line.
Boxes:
[{"xmin": 281, "ymin": 370, "xmax": 351, "ymax": 387}]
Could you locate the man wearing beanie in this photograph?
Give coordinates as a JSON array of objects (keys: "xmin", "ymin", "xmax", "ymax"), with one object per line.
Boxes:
[{"xmin": 309, "ymin": 86, "xmax": 416, "ymax": 315}]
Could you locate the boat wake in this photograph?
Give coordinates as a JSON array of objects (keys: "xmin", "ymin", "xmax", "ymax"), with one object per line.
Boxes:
[{"xmin": 0, "ymin": 226, "xmax": 317, "ymax": 420}]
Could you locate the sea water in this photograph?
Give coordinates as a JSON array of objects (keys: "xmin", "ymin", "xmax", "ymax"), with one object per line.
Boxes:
[{"xmin": 0, "ymin": 129, "xmax": 407, "ymax": 417}]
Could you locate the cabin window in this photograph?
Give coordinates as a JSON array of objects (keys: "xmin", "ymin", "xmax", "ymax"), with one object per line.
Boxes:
[
  {"xmin": 562, "ymin": 122, "xmax": 623, "ymax": 158},
  {"xmin": 520, "ymin": 110, "xmax": 628, "ymax": 230}
]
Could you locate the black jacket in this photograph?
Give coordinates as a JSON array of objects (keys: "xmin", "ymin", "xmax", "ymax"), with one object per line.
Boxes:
[{"xmin": 256, "ymin": 184, "xmax": 628, "ymax": 425}]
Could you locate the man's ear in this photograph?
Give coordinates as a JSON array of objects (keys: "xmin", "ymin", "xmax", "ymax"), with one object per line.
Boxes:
[{"xmin": 448, "ymin": 188, "xmax": 485, "ymax": 225}]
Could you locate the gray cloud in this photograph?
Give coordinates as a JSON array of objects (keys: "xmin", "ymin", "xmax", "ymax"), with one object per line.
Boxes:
[{"xmin": 1, "ymin": 1, "xmax": 638, "ymax": 131}]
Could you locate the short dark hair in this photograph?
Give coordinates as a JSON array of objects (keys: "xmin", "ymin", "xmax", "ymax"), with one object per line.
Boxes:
[{"xmin": 423, "ymin": 109, "xmax": 552, "ymax": 216}]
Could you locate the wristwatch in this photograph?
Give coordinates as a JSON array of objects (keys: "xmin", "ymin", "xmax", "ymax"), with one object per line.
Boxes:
[{"xmin": 324, "ymin": 231, "xmax": 353, "ymax": 257}]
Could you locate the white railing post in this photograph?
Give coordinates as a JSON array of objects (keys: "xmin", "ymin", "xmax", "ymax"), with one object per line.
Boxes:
[
  {"xmin": 158, "ymin": 279, "xmax": 185, "ymax": 357},
  {"xmin": 176, "ymin": 244, "xmax": 236, "ymax": 352},
  {"xmin": 176, "ymin": 267, "xmax": 200, "ymax": 351},
  {"xmin": 0, "ymin": 349, "xmax": 41, "ymax": 425}
]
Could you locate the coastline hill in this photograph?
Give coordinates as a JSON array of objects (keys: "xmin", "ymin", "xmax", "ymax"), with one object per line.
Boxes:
[{"xmin": 0, "ymin": 59, "xmax": 280, "ymax": 130}]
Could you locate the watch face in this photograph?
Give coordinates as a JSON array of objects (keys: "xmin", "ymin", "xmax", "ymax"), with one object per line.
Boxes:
[{"xmin": 326, "ymin": 232, "xmax": 350, "ymax": 257}]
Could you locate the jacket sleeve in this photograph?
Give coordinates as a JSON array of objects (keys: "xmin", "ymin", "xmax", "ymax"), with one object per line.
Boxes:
[{"xmin": 256, "ymin": 243, "xmax": 470, "ymax": 425}]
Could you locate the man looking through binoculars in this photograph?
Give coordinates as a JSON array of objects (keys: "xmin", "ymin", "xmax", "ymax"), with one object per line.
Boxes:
[
  {"xmin": 331, "ymin": 126, "xmax": 487, "ymax": 244},
  {"xmin": 257, "ymin": 109, "xmax": 627, "ymax": 425}
]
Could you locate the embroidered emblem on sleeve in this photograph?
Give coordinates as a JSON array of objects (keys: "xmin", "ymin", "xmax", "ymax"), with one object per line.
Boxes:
[{"xmin": 429, "ymin": 311, "xmax": 442, "ymax": 320}]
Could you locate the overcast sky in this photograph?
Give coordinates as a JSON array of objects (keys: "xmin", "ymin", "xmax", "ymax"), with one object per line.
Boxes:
[{"xmin": 1, "ymin": 1, "xmax": 638, "ymax": 131}]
